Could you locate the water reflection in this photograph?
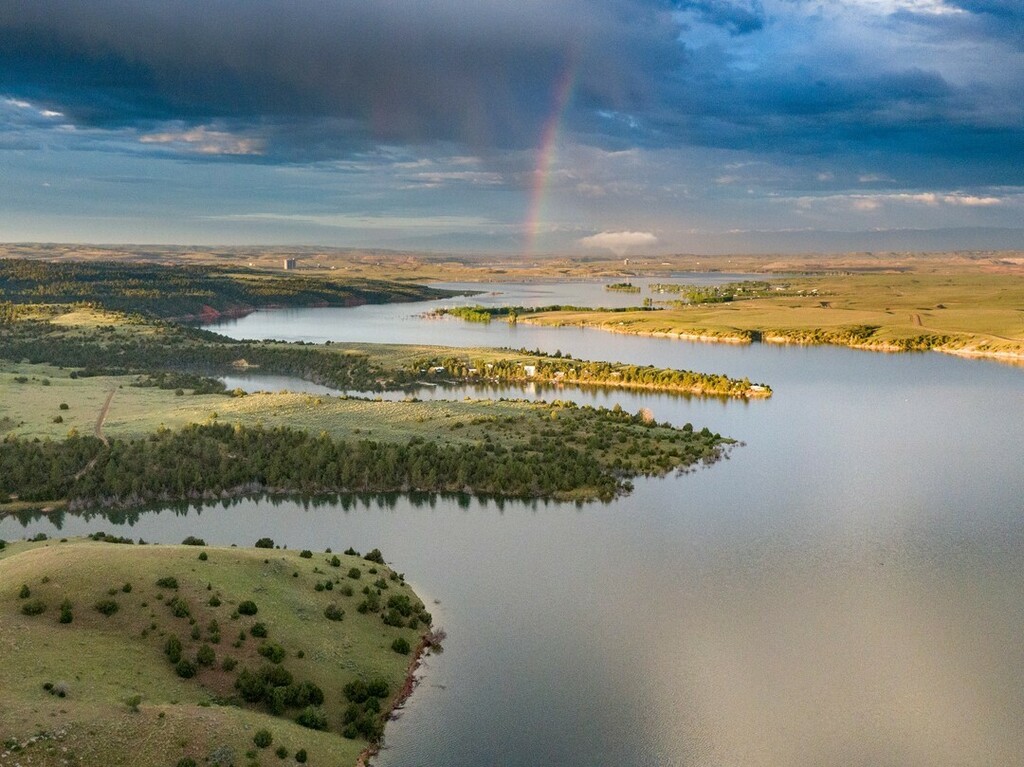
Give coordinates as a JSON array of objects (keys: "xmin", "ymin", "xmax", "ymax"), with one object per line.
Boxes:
[{"xmin": 5, "ymin": 278, "xmax": 1024, "ymax": 767}]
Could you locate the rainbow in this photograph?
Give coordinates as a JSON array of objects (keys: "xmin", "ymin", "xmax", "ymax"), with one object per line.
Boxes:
[{"xmin": 523, "ymin": 61, "xmax": 577, "ymax": 256}]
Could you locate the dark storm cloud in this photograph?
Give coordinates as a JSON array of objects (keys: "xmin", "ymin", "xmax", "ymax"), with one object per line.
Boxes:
[
  {"xmin": 677, "ymin": 0, "xmax": 765, "ymax": 34},
  {"xmin": 0, "ymin": 0, "xmax": 1021, "ymax": 184},
  {"xmin": 0, "ymin": 0, "xmax": 685, "ymax": 156}
]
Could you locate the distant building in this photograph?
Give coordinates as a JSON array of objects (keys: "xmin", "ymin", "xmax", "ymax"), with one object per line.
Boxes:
[
  {"xmin": 523, "ymin": 365, "xmax": 536, "ymax": 377},
  {"xmin": 283, "ymin": 258, "xmax": 297, "ymax": 270}
]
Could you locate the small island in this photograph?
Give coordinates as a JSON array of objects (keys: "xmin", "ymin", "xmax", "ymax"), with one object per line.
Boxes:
[
  {"xmin": 0, "ymin": 536, "xmax": 437, "ymax": 766},
  {"xmin": 604, "ymin": 282, "xmax": 641, "ymax": 293}
]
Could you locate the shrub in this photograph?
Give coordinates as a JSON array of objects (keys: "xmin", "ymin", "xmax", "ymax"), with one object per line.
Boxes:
[
  {"xmin": 18, "ymin": 584, "xmax": 30, "ymax": 599},
  {"xmin": 324, "ymin": 580, "xmax": 333, "ymax": 591},
  {"xmin": 52, "ymin": 415, "xmax": 63, "ymax": 424},
  {"xmin": 340, "ymin": 584, "xmax": 354, "ymax": 597},
  {"xmin": 295, "ymin": 705, "xmax": 328, "ymax": 731},
  {"xmin": 299, "ymin": 550, "xmax": 313, "ymax": 558},
  {"xmin": 165, "ymin": 636, "xmax": 183, "ymax": 664},
  {"xmin": 59, "ymin": 599, "xmax": 73, "ymax": 624},
  {"xmin": 313, "ymin": 582, "xmax": 325, "ymax": 592},
  {"xmin": 253, "ymin": 729, "xmax": 273, "ymax": 748},
  {"xmin": 357, "ymin": 591, "xmax": 380, "ymax": 614},
  {"xmin": 175, "ymin": 659, "xmax": 197, "ymax": 679},
  {"xmin": 176, "ymin": 759, "xmax": 197, "ymax": 767},
  {"xmin": 168, "ymin": 596, "xmax": 190, "ymax": 618},
  {"xmin": 198, "ymin": 552, "xmax": 208, "ymax": 561},
  {"xmin": 364, "ymin": 548, "xmax": 385, "ymax": 564},
  {"xmin": 156, "ymin": 576, "xmax": 179, "ymax": 589},
  {"xmin": 285, "ymin": 681, "xmax": 324, "ymax": 708},
  {"xmin": 197, "ymin": 644, "xmax": 216, "ymax": 667},
  {"xmin": 275, "ymin": 745, "xmax": 288, "ymax": 759},
  {"xmin": 235, "ymin": 664, "xmax": 293, "ymax": 706},
  {"xmin": 21, "ymin": 599, "xmax": 46, "ymax": 616},
  {"xmin": 221, "ymin": 656, "xmax": 238, "ymax": 672},
  {"xmin": 347, "ymin": 567, "xmax": 361, "ymax": 580},
  {"xmin": 250, "ymin": 622, "xmax": 268, "ymax": 638},
  {"xmin": 121, "ymin": 582, "xmax": 132, "ymax": 593},
  {"xmin": 323, "ymin": 603, "xmax": 344, "ymax": 622},
  {"xmin": 59, "ymin": 403, "xmax": 69, "ymax": 410},
  {"xmin": 208, "ymin": 595, "xmax": 221, "ymax": 607},
  {"xmin": 126, "ymin": 694, "xmax": 143, "ymax": 712},
  {"xmin": 238, "ymin": 600, "xmax": 258, "ymax": 616},
  {"xmin": 255, "ymin": 538, "xmax": 275, "ymax": 549},
  {"xmin": 387, "ymin": 594, "xmax": 414, "ymax": 616},
  {"xmin": 382, "ymin": 609, "xmax": 406, "ymax": 627},
  {"xmin": 295, "ymin": 749, "xmax": 308, "ymax": 763},
  {"xmin": 342, "ymin": 679, "xmax": 368, "ymax": 704},
  {"xmin": 366, "ymin": 677, "xmax": 389, "ymax": 699},
  {"xmin": 391, "ymin": 637, "xmax": 411, "ymax": 655},
  {"xmin": 94, "ymin": 599, "xmax": 119, "ymax": 616},
  {"xmin": 258, "ymin": 643, "xmax": 287, "ymax": 664},
  {"xmin": 330, "ymin": 555, "xmax": 341, "ymax": 568},
  {"xmin": 182, "ymin": 536, "xmax": 206, "ymax": 546},
  {"xmin": 344, "ymin": 547, "xmax": 358, "ymax": 556}
]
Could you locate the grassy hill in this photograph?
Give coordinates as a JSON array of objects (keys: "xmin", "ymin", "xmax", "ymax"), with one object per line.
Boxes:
[{"xmin": 0, "ymin": 538, "xmax": 432, "ymax": 766}]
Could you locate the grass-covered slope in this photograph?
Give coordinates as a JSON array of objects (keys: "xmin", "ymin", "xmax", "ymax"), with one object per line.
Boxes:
[
  {"xmin": 514, "ymin": 273, "xmax": 1024, "ymax": 361},
  {"xmin": 0, "ymin": 538, "xmax": 432, "ymax": 766}
]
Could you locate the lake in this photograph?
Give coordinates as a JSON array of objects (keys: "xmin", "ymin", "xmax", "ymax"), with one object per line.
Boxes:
[{"xmin": 4, "ymin": 278, "xmax": 1024, "ymax": 766}]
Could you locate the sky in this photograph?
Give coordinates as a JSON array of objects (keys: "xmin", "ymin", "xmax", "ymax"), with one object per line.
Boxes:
[{"xmin": 1, "ymin": 0, "xmax": 1023, "ymax": 255}]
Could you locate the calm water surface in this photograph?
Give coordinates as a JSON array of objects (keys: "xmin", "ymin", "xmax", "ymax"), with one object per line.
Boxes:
[{"xmin": 5, "ymin": 279, "xmax": 1024, "ymax": 766}]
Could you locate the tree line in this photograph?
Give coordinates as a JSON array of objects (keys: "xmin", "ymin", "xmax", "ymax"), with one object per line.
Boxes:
[
  {"xmin": 0, "ymin": 414, "xmax": 727, "ymax": 510},
  {"xmin": 0, "ymin": 260, "xmax": 449, "ymax": 320}
]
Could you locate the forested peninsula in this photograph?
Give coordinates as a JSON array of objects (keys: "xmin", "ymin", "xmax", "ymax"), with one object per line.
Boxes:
[
  {"xmin": 1, "ymin": 260, "xmax": 748, "ymax": 513},
  {"xmin": 0, "ymin": 259, "xmax": 453, "ymax": 321}
]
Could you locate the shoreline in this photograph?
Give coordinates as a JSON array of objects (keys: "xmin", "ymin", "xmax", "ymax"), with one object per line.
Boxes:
[
  {"xmin": 356, "ymin": 632, "xmax": 436, "ymax": 767},
  {"xmin": 517, "ymin": 316, "xmax": 1024, "ymax": 365}
]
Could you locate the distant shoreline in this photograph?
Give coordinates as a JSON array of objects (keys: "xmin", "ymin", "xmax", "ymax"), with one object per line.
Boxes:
[{"xmin": 515, "ymin": 314, "xmax": 1024, "ymax": 365}]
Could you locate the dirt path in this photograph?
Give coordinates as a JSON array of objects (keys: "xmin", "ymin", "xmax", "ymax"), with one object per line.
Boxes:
[
  {"xmin": 73, "ymin": 387, "xmax": 116, "ymax": 480},
  {"xmin": 94, "ymin": 387, "xmax": 115, "ymax": 445}
]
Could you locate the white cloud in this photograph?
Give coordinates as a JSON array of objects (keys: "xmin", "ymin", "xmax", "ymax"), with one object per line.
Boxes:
[
  {"xmin": 3, "ymin": 97, "xmax": 63, "ymax": 119},
  {"xmin": 139, "ymin": 126, "xmax": 264, "ymax": 156},
  {"xmin": 852, "ymin": 198, "xmax": 882, "ymax": 211},
  {"xmin": 578, "ymin": 230, "xmax": 658, "ymax": 255},
  {"xmin": 943, "ymin": 194, "xmax": 1002, "ymax": 206}
]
